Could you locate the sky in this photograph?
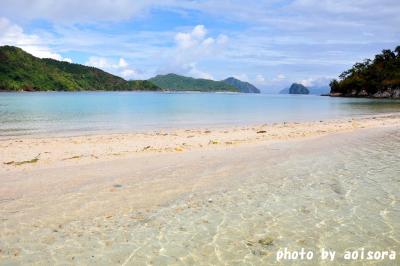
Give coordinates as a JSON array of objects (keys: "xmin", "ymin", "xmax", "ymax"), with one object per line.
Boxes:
[{"xmin": 0, "ymin": 0, "xmax": 399, "ymax": 92}]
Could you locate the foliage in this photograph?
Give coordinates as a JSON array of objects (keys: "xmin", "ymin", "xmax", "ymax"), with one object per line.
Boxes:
[
  {"xmin": 330, "ymin": 46, "xmax": 400, "ymax": 95},
  {"xmin": 222, "ymin": 77, "xmax": 260, "ymax": 93},
  {"xmin": 0, "ymin": 46, "xmax": 160, "ymax": 91},
  {"xmin": 149, "ymin": 73, "xmax": 239, "ymax": 92}
]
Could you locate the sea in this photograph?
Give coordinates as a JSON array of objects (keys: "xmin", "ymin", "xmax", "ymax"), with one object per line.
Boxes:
[
  {"xmin": 1, "ymin": 91, "xmax": 400, "ymax": 136},
  {"xmin": 1, "ymin": 92, "xmax": 400, "ymax": 265}
]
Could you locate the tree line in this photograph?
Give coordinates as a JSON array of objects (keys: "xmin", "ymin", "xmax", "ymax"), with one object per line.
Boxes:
[{"xmin": 330, "ymin": 46, "xmax": 400, "ymax": 97}]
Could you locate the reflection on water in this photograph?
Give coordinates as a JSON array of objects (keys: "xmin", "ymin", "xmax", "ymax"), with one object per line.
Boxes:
[
  {"xmin": 0, "ymin": 92, "xmax": 399, "ymax": 136},
  {"xmin": 1, "ymin": 127, "xmax": 399, "ymax": 265},
  {"xmin": 342, "ymin": 99, "xmax": 400, "ymax": 112}
]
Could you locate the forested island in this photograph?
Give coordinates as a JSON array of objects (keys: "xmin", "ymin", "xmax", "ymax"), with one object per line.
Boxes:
[
  {"xmin": 222, "ymin": 77, "xmax": 260, "ymax": 93},
  {"xmin": 0, "ymin": 46, "xmax": 160, "ymax": 91},
  {"xmin": 149, "ymin": 74, "xmax": 239, "ymax": 92},
  {"xmin": 149, "ymin": 74, "xmax": 261, "ymax": 93},
  {"xmin": 329, "ymin": 46, "xmax": 400, "ymax": 98},
  {"xmin": 0, "ymin": 46, "xmax": 260, "ymax": 93}
]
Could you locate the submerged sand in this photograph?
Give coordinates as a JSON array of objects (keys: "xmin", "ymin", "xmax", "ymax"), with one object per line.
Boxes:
[{"xmin": 0, "ymin": 114, "xmax": 400, "ymax": 265}]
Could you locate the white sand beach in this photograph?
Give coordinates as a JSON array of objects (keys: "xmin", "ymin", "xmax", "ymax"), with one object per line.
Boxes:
[{"xmin": 1, "ymin": 114, "xmax": 400, "ymax": 265}]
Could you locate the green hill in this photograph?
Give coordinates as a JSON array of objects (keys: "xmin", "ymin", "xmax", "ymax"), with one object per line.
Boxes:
[
  {"xmin": 330, "ymin": 45, "xmax": 400, "ymax": 98},
  {"xmin": 149, "ymin": 73, "xmax": 239, "ymax": 92},
  {"xmin": 0, "ymin": 45, "xmax": 160, "ymax": 91},
  {"xmin": 222, "ymin": 77, "xmax": 260, "ymax": 93}
]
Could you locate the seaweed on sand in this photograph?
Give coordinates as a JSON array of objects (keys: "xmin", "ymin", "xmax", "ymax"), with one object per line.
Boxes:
[{"xmin": 4, "ymin": 153, "xmax": 41, "ymax": 166}]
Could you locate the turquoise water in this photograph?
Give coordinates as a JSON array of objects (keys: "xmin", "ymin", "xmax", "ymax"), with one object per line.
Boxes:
[{"xmin": 0, "ymin": 92, "xmax": 399, "ymax": 136}]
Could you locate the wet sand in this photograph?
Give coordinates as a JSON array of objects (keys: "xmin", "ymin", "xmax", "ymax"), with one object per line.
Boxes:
[
  {"xmin": 0, "ymin": 114, "xmax": 400, "ymax": 265},
  {"xmin": 1, "ymin": 113, "xmax": 400, "ymax": 175}
]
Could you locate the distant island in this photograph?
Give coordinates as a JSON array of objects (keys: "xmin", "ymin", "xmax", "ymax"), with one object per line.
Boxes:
[
  {"xmin": 149, "ymin": 74, "xmax": 260, "ymax": 93},
  {"xmin": 0, "ymin": 45, "xmax": 259, "ymax": 93},
  {"xmin": 149, "ymin": 73, "xmax": 238, "ymax": 92},
  {"xmin": 280, "ymin": 83, "xmax": 309, "ymax": 95},
  {"xmin": 329, "ymin": 45, "xmax": 400, "ymax": 98},
  {"xmin": 0, "ymin": 46, "xmax": 160, "ymax": 91},
  {"xmin": 280, "ymin": 83, "xmax": 330, "ymax": 95},
  {"xmin": 222, "ymin": 77, "xmax": 260, "ymax": 93}
]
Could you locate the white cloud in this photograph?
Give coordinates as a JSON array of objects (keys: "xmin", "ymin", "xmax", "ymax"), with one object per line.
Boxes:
[
  {"xmin": 120, "ymin": 69, "xmax": 139, "ymax": 79},
  {"xmin": 191, "ymin": 25, "xmax": 207, "ymax": 40},
  {"xmin": 175, "ymin": 32, "xmax": 195, "ymax": 49},
  {"xmin": 86, "ymin": 57, "xmax": 109, "ymax": 68},
  {"xmin": 86, "ymin": 57, "xmax": 130, "ymax": 70},
  {"xmin": 0, "ymin": 17, "xmax": 71, "ymax": 62},
  {"xmin": 174, "ymin": 25, "xmax": 218, "ymax": 51},
  {"xmin": 174, "ymin": 25, "xmax": 228, "ymax": 58},
  {"xmin": 187, "ymin": 63, "xmax": 214, "ymax": 80},
  {"xmin": 0, "ymin": 0, "xmax": 176, "ymax": 23},
  {"xmin": 216, "ymin": 34, "xmax": 228, "ymax": 45},
  {"xmin": 276, "ymin": 74, "xmax": 286, "ymax": 80},
  {"xmin": 202, "ymin": 37, "xmax": 214, "ymax": 46},
  {"xmin": 118, "ymin": 58, "xmax": 128, "ymax": 68},
  {"xmin": 299, "ymin": 76, "xmax": 333, "ymax": 87},
  {"xmin": 2, "ymin": 0, "xmax": 398, "ymax": 28},
  {"xmin": 255, "ymin": 74, "xmax": 266, "ymax": 84},
  {"xmin": 85, "ymin": 56, "xmax": 142, "ymax": 79},
  {"xmin": 160, "ymin": 25, "xmax": 228, "ymax": 79},
  {"xmin": 299, "ymin": 78, "xmax": 313, "ymax": 87}
]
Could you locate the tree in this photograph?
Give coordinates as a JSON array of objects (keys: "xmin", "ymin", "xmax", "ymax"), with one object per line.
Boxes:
[
  {"xmin": 395, "ymin": 46, "xmax": 400, "ymax": 57},
  {"xmin": 330, "ymin": 45, "xmax": 400, "ymax": 96}
]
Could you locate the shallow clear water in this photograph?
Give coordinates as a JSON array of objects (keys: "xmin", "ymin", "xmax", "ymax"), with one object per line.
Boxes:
[
  {"xmin": 1, "ymin": 127, "xmax": 399, "ymax": 265},
  {"xmin": 114, "ymin": 127, "xmax": 400, "ymax": 265},
  {"xmin": 1, "ymin": 92, "xmax": 399, "ymax": 136}
]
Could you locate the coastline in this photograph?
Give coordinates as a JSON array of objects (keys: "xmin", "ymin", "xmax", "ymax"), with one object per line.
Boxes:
[
  {"xmin": 328, "ymin": 89, "xmax": 400, "ymax": 99},
  {"xmin": 2, "ymin": 113, "xmax": 400, "ymax": 175},
  {"xmin": 329, "ymin": 94, "xmax": 400, "ymax": 99},
  {"xmin": 1, "ymin": 115, "xmax": 400, "ymax": 264}
]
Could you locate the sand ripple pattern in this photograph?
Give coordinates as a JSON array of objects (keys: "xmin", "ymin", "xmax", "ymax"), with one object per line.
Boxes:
[{"xmin": 0, "ymin": 128, "xmax": 399, "ymax": 265}]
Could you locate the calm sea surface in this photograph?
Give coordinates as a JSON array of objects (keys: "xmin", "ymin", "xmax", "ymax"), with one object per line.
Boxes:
[{"xmin": 1, "ymin": 92, "xmax": 400, "ymax": 136}]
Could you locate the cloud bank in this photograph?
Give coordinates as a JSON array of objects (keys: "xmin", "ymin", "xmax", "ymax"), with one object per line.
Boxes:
[{"xmin": 0, "ymin": 18, "xmax": 71, "ymax": 62}]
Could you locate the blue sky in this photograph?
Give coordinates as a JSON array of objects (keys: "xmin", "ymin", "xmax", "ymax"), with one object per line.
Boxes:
[{"xmin": 0, "ymin": 0, "xmax": 399, "ymax": 92}]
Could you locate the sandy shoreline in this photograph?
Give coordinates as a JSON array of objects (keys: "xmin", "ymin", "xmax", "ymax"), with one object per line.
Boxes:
[
  {"xmin": 1, "ymin": 113, "xmax": 400, "ymax": 175},
  {"xmin": 1, "ymin": 115, "xmax": 400, "ymax": 264}
]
